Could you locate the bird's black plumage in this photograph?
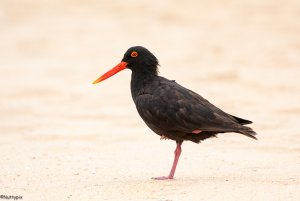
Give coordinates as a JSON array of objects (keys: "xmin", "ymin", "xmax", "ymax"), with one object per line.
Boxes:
[
  {"xmin": 93, "ymin": 46, "xmax": 257, "ymax": 179},
  {"xmin": 123, "ymin": 46, "xmax": 257, "ymax": 143}
]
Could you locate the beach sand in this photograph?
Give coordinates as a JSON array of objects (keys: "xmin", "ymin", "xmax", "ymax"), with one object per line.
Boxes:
[{"xmin": 0, "ymin": 0, "xmax": 300, "ymax": 200}]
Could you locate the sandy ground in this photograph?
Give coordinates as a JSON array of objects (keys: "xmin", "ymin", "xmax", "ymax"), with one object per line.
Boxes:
[{"xmin": 1, "ymin": 0, "xmax": 300, "ymax": 200}]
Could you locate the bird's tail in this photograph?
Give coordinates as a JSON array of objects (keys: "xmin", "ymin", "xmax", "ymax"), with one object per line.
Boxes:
[
  {"xmin": 238, "ymin": 126, "xmax": 257, "ymax": 140},
  {"xmin": 231, "ymin": 115, "xmax": 253, "ymax": 125}
]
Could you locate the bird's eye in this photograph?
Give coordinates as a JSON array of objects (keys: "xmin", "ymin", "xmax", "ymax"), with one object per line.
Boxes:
[{"xmin": 131, "ymin": 51, "xmax": 138, "ymax": 58}]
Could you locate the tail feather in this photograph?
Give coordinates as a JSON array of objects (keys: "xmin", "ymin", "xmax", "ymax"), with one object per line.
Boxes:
[
  {"xmin": 231, "ymin": 115, "xmax": 253, "ymax": 125},
  {"xmin": 238, "ymin": 126, "xmax": 257, "ymax": 140}
]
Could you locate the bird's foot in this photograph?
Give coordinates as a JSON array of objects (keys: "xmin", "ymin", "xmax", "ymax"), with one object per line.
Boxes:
[
  {"xmin": 151, "ymin": 176, "xmax": 173, "ymax": 180},
  {"xmin": 160, "ymin": 135, "xmax": 169, "ymax": 140},
  {"xmin": 192, "ymin": 129, "xmax": 202, "ymax": 134}
]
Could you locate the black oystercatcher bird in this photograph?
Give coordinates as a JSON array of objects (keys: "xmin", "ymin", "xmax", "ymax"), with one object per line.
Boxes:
[{"xmin": 93, "ymin": 46, "xmax": 257, "ymax": 180}]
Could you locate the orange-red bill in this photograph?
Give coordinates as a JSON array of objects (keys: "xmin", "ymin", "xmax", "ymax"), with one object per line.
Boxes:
[{"xmin": 92, "ymin": 61, "xmax": 128, "ymax": 84}]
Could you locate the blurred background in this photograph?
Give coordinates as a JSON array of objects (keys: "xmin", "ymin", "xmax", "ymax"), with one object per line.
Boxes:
[{"xmin": 0, "ymin": 0, "xmax": 299, "ymax": 200}]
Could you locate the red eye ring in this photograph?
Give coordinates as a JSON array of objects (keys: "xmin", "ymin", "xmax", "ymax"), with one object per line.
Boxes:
[{"xmin": 131, "ymin": 51, "xmax": 138, "ymax": 57}]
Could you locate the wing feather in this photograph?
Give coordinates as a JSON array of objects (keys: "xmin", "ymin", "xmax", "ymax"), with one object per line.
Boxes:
[{"xmin": 134, "ymin": 77, "xmax": 245, "ymax": 134}]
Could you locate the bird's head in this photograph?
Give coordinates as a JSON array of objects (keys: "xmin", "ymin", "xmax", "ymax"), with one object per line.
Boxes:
[{"xmin": 93, "ymin": 46, "xmax": 159, "ymax": 84}]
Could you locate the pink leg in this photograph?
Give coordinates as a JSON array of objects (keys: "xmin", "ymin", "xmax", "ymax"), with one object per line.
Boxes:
[{"xmin": 152, "ymin": 141, "xmax": 182, "ymax": 180}]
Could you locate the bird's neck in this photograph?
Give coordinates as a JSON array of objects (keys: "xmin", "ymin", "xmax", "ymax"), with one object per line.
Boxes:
[{"xmin": 130, "ymin": 69, "xmax": 157, "ymax": 100}]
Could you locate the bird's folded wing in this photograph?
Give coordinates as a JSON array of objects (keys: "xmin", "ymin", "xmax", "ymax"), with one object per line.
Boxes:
[{"xmin": 135, "ymin": 82, "xmax": 241, "ymax": 134}]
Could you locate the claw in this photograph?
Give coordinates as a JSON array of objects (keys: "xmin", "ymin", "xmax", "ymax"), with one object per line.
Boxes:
[{"xmin": 160, "ymin": 135, "xmax": 169, "ymax": 140}]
